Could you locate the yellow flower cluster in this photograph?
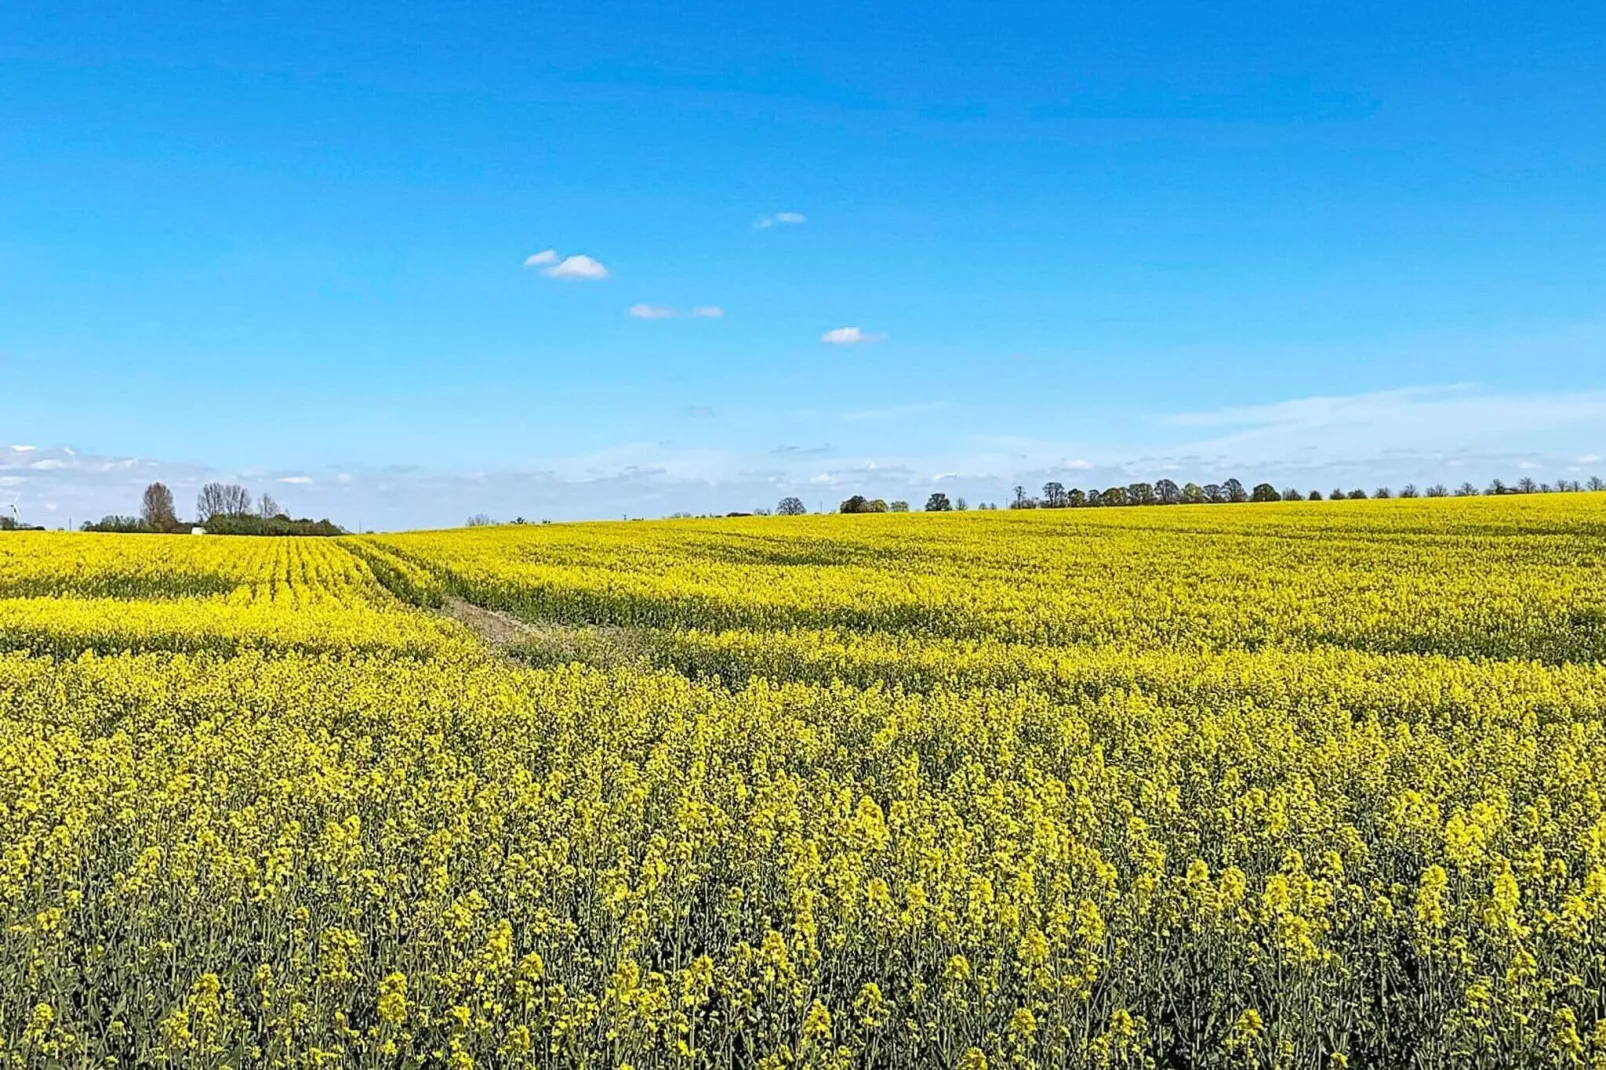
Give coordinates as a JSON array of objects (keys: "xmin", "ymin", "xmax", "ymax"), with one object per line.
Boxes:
[{"xmin": 0, "ymin": 495, "xmax": 1603, "ymax": 1068}]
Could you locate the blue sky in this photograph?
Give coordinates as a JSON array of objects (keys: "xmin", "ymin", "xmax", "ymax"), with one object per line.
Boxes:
[{"xmin": 3, "ymin": 1, "xmax": 1604, "ymax": 528}]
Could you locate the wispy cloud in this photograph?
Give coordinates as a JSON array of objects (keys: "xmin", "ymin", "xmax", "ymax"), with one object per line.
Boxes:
[
  {"xmin": 627, "ymin": 304, "xmax": 726, "ymax": 320},
  {"xmin": 840, "ymin": 401, "xmax": 951, "ymax": 422},
  {"xmin": 754, "ymin": 211, "xmax": 807, "ymax": 229},
  {"xmin": 821, "ymin": 326, "xmax": 884, "ymax": 345},
  {"xmin": 522, "ymin": 250, "xmax": 559, "ymax": 267},
  {"xmin": 1162, "ymin": 385, "xmax": 1606, "ymax": 464},
  {"xmin": 12, "ymin": 385, "xmax": 1603, "ymax": 530}
]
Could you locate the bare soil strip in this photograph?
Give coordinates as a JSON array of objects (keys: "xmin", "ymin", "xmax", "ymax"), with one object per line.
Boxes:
[
  {"xmin": 442, "ymin": 596, "xmax": 534, "ymax": 646},
  {"xmin": 442, "ymin": 596, "xmax": 650, "ymax": 668}
]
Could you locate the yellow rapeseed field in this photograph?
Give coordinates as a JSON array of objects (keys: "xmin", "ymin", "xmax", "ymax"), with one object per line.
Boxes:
[{"xmin": 3, "ymin": 496, "xmax": 1606, "ymax": 1067}]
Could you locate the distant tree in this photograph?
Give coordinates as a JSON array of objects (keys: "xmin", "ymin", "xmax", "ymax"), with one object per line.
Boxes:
[
  {"xmin": 1013, "ymin": 485, "xmax": 1028, "ymax": 508},
  {"xmin": 1067, "ymin": 488, "xmax": 1087, "ymax": 507},
  {"xmin": 777, "ymin": 496, "xmax": 806, "ymax": 516},
  {"xmin": 83, "ymin": 515, "xmax": 150, "ymax": 533},
  {"xmin": 1277, "ymin": 487, "xmax": 1300, "ymax": 502},
  {"xmin": 1331, "ymin": 487, "xmax": 1346, "ymax": 501},
  {"xmin": 1516, "ymin": 476, "xmax": 1538, "ymax": 494},
  {"xmin": 865, "ymin": 499, "xmax": 889, "ymax": 513},
  {"xmin": 1085, "ymin": 489, "xmax": 1103, "ymax": 507},
  {"xmin": 1181, "ymin": 482, "xmax": 1204, "ymax": 504},
  {"xmin": 1154, "ymin": 479, "xmax": 1181, "ymax": 504},
  {"xmin": 1348, "ymin": 488, "xmax": 1367, "ymax": 500},
  {"xmin": 1102, "ymin": 486, "xmax": 1129, "ymax": 507},
  {"xmin": 1425, "ymin": 484, "xmax": 1449, "ymax": 497},
  {"xmin": 1127, "ymin": 482, "xmax": 1156, "ymax": 506},
  {"xmin": 1457, "ymin": 481, "xmax": 1479, "ymax": 497},
  {"xmin": 889, "ymin": 500, "xmax": 910, "ymax": 512},
  {"xmin": 1487, "ymin": 479, "xmax": 1508, "ymax": 495},
  {"xmin": 925, "ymin": 492, "xmax": 952, "ymax": 512},
  {"xmin": 1041, "ymin": 482, "xmax": 1067, "ymax": 508},
  {"xmin": 1590, "ymin": 476, "xmax": 1605, "ymax": 492},
  {"xmin": 465, "ymin": 514, "xmax": 495, "ymax": 527},
  {"xmin": 197, "ymin": 482, "xmax": 252, "ymax": 521},
  {"xmin": 1308, "ymin": 490, "xmax": 1323, "ymax": 501},
  {"xmin": 257, "ymin": 492, "xmax": 282, "ymax": 520},
  {"xmin": 1202, "ymin": 483, "xmax": 1224, "ymax": 504},
  {"xmin": 1374, "ymin": 486, "xmax": 1392, "ymax": 499},
  {"xmin": 1399, "ymin": 484, "xmax": 1419, "ymax": 499},
  {"xmin": 839, "ymin": 495, "xmax": 869, "ymax": 514},
  {"xmin": 141, "ymin": 482, "xmax": 177, "ymax": 531},
  {"xmin": 1250, "ymin": 483, "xmax": 1280, "ymax": 502},
  {"xmin": 1223, "ymin": 479, "xmax": 1248, "ymax": 503}
]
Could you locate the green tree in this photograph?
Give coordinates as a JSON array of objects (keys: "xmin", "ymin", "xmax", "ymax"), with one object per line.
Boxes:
[
  {"xmin": 925, "ymin": 493, "xmax": 952, "ymax": 512},
  {"xmin": 1250, "ymin": 483, "xmax": 1280, "ymax": 502}
]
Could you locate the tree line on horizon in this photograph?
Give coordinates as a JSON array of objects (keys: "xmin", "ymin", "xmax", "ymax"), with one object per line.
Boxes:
[
  {"xmin": 806, "ymin": 473, "xmax": 1605, "ymax": 515},
  {"xmin": 79, "ymin": 482, "xmax": 343, "ymax": 536}
]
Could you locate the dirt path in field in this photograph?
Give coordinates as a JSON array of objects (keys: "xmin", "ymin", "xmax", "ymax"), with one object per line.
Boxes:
[
  {"xmin": 442, "ymin": 596, "xmax": 534, "ymax": 646},
  {"xmin": 442, "ymin": 596, "xmax": 651, "ymax": 668}
]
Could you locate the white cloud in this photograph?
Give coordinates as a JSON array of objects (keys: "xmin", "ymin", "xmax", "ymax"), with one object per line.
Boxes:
[
  {"xmin": 524, "ymin": 249, "xmax": 609, "ymax": 280},
  {"xmin": 754, "ymin": 211, "xmax": 807, "ymax": 229},
  {"xmin": 10, "ymin": 445, "xmax": 34, "ymax": 452},
  {"xmin": 691, "ymin": 306, "xmax": 725, "ymax": 318},
  {"xmin": 1580, "ymin": 454, "xmax": 1602, "ymax": 464},
  {"xmin": 821, "ymin": 326, "xmax": 884, "ymax": 345},
  {"xmin": 277, "ymin": 476, "xmax": 313, "ymax": 485},
  {"xmin": 544, "ymin": 254, "xmax": 609, "ymax": 280}
]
